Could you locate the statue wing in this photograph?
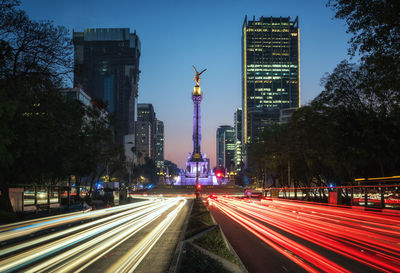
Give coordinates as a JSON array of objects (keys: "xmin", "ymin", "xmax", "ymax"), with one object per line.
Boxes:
[
  {"xmin": 193, "ymin": 65, "xmax": 198, "ymax": 74},
  {"xmin": 198, "ymin": 68, "xmax": 207, "ymax": 76}
]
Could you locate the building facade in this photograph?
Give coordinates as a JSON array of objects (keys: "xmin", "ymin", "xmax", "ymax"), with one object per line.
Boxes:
[
  {"xmin": 234, "ymin": 108, "xmax": 243, "ymax": 171},
  {"xmin": 60, "ymin": 87, "xmax": 108, "ymax": 124},
  {"xmin": 155, "ymin": 120, "xmax": 164, "ymax": 169},
  {"xmin": 60, "ymin": 87, "xmax": 92, "ymax": 107},
  {"xmin": 216, "ymin": 125, "xmax": 232, "ymax": 167},
  {"xmin": 73, "ymin": 28, "xmax": 141, "ymax": 144},
  {"xmin": 242, "ymin": 16, "xmax": 300, "ymax": 146},
  {"xmin": 135, "ymin": 103, "xmax": 156, "ymax": 164},
  {"xmin": 223, "ymin": 128, "xmax": 236, "ymax": 171},
  {"xmin": 216, "ymin": 125, "xmax": 235, "ymax": 170}
]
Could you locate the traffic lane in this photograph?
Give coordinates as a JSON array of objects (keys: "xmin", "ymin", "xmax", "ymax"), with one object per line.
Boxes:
[
  {"xmin": 132, "ymin": 199, "xmax": 192, "ymax": 273},
  {"xmin": 0, "ymin": 200, "xmax": 157, "ymax": 244},
  {"xmin": 0, "ymin": 198, "xmax": 184, "ymax": 272},
  {"xmin": 0, "ymin": 200, "xmax": 162, "ymax": 259},
  {"xmin": 81, "ymin": 198, "xmax": 189, "ymax": 273},
  {"xmin": 211, "ymin": 197, "xmax": 399, "ymax": 272},
  {"xmin": 209, "ymin": 205, "xmax": 307, "ymax": 273}
]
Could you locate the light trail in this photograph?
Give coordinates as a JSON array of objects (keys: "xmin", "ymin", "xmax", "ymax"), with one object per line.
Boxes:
[
  {"xmin": 211, "ymin": 199, "xmax": 351, "ymax": 273},
  {"xmin": 104, "ymin": 199, "xmax": 186, "ymax": 273},
  {"xmin": 210, "ymin": 196, "xmax": 400, "ymax": 273},
  {"xmin": 0, "ymin": 198, "xmax": 185, "ymax": 273},
  {"xmin": 0, "ymin": 200, "xmax": 157, "ymax": 241}
]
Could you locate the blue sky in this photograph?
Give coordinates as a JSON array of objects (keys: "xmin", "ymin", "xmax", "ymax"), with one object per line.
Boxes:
[{"xmin": 21, "ymin": 0, "xmax": 351, "ymax": 168}]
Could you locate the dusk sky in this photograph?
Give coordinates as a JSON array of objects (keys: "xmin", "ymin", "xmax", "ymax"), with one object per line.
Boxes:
[{"xmin": 21, "ymin": 0, "xmax": 352, "ymax": 168}]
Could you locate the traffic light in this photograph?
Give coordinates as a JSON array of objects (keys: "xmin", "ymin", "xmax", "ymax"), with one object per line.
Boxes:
[
  {"xmin": 216, "ymin": 172, "xmax": 223, "ymax": 178},
  {"xmin": 197, "ymin": 184, "xmax": 202, "ymax": 190}
]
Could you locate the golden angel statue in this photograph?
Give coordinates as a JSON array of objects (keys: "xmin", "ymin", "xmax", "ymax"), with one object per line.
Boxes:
[{"xmin": 193, "ymin": 65, "xmax": 207, "ymax": 86}]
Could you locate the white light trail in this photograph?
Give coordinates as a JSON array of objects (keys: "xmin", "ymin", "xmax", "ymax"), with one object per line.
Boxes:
[{"xmin": 0, "ymin": 198, "xmax": 185, "ymax": 273}]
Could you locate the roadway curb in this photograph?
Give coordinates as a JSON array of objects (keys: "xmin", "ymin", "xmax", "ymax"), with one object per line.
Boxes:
[
  {"xmin": 168, "ymin": 199, "xmax": 193, "ymax": 273},
  {"xmin": 208, "ymin": 205, "xmax": 249, "ymax": 273},
  {"xmin": 173, "ymin": 224, "xmax": 245, "ymax": 273},
  {"xmin": 169, "ymin": 198, "xmax": 248, "ymax": 273}
]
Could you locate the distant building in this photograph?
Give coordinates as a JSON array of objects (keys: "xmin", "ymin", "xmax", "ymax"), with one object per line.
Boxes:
[
  {"xmin": 135, "ymin": 103, "xmax": 156, "ymax": 164},
  {"xmin": 60, "ymin": 87, "xmax": 92, "ymax": 107},
  {"xmin": 60, "ymin": 87, "xmax": 108, "ymax": 121},
  {"xmin": 216, "ymin": 125, "xmax": 235, "ymax": 170},
  {"xmin": 59, "ymin": 88, "xmax": 109, "ymax": 158},
  {"xmin": 234, "ymin": 109, "xmax": 243, "ymax": 172},
  {"xmin": 242, "ymin": 16, "xmax": 300, "ymax": 146},
  {"xmin": 216, "ymin": 125, "xmax": 232, "ymax": 167},
  {"xmin": 155, "ymin": 120, "xmax": 164, "ymax": 169},
  {"xmin": 279, "ymin": 107, "xmax": 297, "ymax": 124},
  {"xmin": 73, "ymin": 28, "xmax": 141, "ymax": 144},
  {"xmin": 223, "ymin": 128, "xmax": 236, "ymax": 171}
]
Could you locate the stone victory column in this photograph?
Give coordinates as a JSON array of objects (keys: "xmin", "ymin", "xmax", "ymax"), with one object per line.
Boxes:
[{"xmin": 184, "ymin": 66, "xmax": 209, "ymax": 187}]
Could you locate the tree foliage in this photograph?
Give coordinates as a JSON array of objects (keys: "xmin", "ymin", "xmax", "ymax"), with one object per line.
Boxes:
[{"xmin": 327, "ymin": 0, "xmax": 400, "ymax": 106}]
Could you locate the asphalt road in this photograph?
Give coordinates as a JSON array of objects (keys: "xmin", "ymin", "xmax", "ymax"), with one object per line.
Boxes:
[
  {"xmin": 209, "ymin": 196, "xmax": 400, "ymax": 273},
  {"xmin": 210, "ymin": 204, "xmax": 307, "ymax": 273},
  {"xmin": 0, "ymin": 197, "xmax": 189, "ymax": 273}
]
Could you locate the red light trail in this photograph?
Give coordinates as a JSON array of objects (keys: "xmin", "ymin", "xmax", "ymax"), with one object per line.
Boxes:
[{"xmin": 209, "ymin": 196, "xmax": 400, "ymax": 272}]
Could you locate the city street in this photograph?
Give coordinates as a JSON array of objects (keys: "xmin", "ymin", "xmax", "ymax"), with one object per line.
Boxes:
[
  {"xmin": 1, "ymin": 1, "xmax": 400, "ymax": 272},
  {"xmin": 209, "ymin": 196, "xmax": 400, "ymax": 273},
  {"xmin": 0, "ymin": 198, "xmax": 188, "ymax": 273}
]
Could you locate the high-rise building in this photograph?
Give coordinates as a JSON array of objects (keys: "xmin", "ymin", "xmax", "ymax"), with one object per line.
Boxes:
[
  {"xmin": 242, "ymin": 16, "xmax": 300, "ymax": 146},
  {"xmin": 216, "ymin": 126, "xmax": 231, "ymax": 167},
  {"xmin": 234, "ymin": 108, "xmax": 243, "ymax": 171},
  {"xmin": 155, "ymin": 120, "xmax": 164, "ymax": 169},
  {"xmin": 73, "ymin": 28, "xmax": 141, "ymax": 144},
  {"xmin": 216, "ymin": 125, "xmax": 235, "ymax": 170},
  {"xmin": 223, "ymin": 128, "xmax": 236, "ymax": 171},
  {"xmin": 135, "ymin": 103, "xmax": 156, "ymax": 164}
]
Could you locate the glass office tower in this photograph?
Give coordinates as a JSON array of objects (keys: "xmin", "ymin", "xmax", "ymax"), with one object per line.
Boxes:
[
  {"xmin": 135, "ymin": 103, "xmax": 156, "ymax": 164},
  {"xmin": 216, "ymin": 125, "xmax": 235, "ymax": 170},
  {"xmin": 234, "ymin": 108, "xmax": 243, "ymax": 171},
  {"xmin": 155, "ymin": 120, "xmax": 164, "ymax": 169},
  {"xmin": 73, "ymin": 28, "xmax": 141, "ymax": 143},
  {"xmin": 242, "ymin": 16, "xmax": 300, "ymax": 146}
]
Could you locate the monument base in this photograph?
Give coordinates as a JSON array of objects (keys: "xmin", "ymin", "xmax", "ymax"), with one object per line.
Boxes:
[{"xmin": 167, "ymin": 172, "xmax": 229, "ymax": 186}]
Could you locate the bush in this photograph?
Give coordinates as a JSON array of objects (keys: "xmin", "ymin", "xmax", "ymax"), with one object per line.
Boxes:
[
  {"xmin": 194, "ymin": 227, "xmax": 239, "ymax": 265},
  {"xmin": 180, "ymin": 243, "xmax": 230, "ymax": 273},
  {"xmin": 185, "ymin": 199, "xmax": 214, "ymax": 239}
]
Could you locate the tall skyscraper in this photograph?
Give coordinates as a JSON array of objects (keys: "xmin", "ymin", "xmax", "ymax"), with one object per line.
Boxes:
[
  {"xmin": 73, "ymin": 28, "xmax": 141, "ymax": 143},
  {"xmin": 242, "ymin": 16, "xmax": 300, "ymax": 146},
  {"xmin": 135, "ymin": 103, "xmax": 156, "ymax": 164},
  {"xmin": 223, "ymin": 128, "xmax": 236, "ymax": 171},
  {"xmin": 216, "ymin": 125, "xmax": 235, "ymax": 170},
  {"xmin": 216, "ymin": 125, "xmax": 231, "ymax": 167},
  {"xmin": 155, "ymin": 120, "xmax": 164, "ymax": 169},
  {"xmin": 234, "ymin": 109, "xmax": 243, "ymax": 171}
]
